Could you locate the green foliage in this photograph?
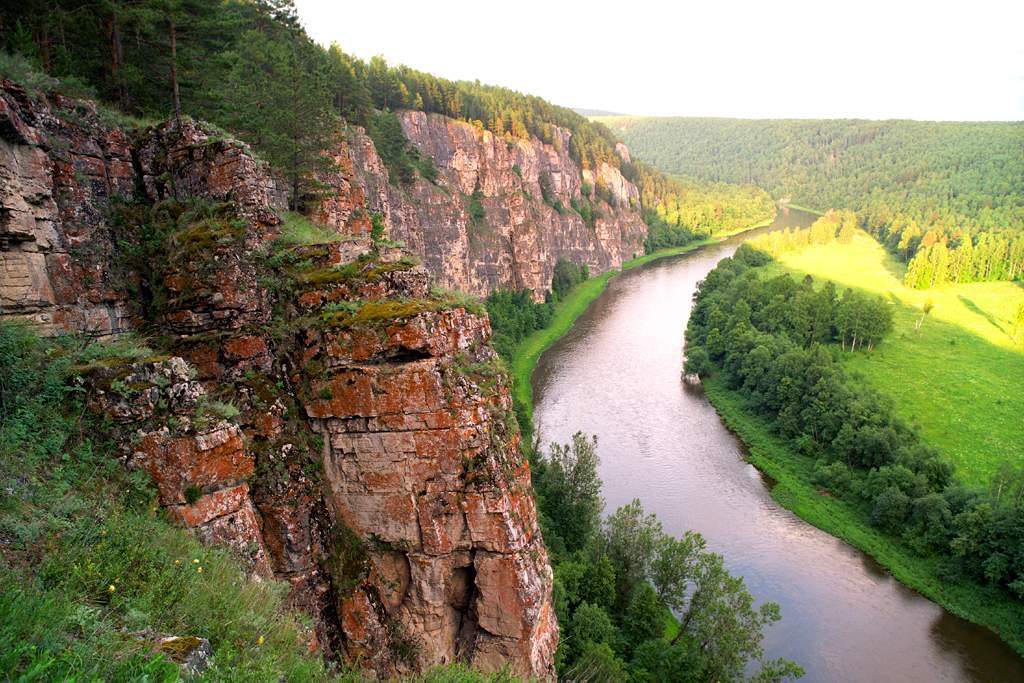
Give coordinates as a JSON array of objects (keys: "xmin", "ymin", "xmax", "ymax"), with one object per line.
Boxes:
[
  {"xmin": 602, "ymin": 116, "xmax": 1024, "ymax": 235},
  {"xmin": 111, "ymin": 199, "xmax": 245, "ymax": 321},
  {"xmin": 0, "ymin": 49, "xmax": 95, "ymax": 101},
  {"xmin": 220, "ymin": 28, "xmax": 338, "ymax": 210},
  {"xmin": 466, "ymin": 184, "xmax": 487, "ymax": 227},
  {"xmin": 184, "ymin": 484, "xmax": 203, "ymax": 505},
  {"xmin": 368, "ymin": 110, "xmax": 436, "ymax": 185},
  {"xmin": 631, "ymin": 167, "xmax": 776, "ymax": 252},
  {"xmin": 277, "ymin": 212, "xmax": 349, "ymax": 246},
  {"xmin": 686, "ymin": 247, "xmax": 1024, "ymax": 608},
  {"xmin": 761, "ymin": 231, "xmax": 1024, "ymax": 486},
  {"xmin": 370, "ymin": 212, "xmax": 386, "ymax": 241},
  {"xmin": 534, "ymin": 432, "xmax": 603, "ymax": 553},
  {"xmin": 564, "ymin": 641, "xmax": 628, "ymax": 682},
  {"xmin": 622, "ymin": 583, "xmax": 664, "ymax": 650},
  {"xmin": 0, "ymin": 322, "xmax": 334, "ymax": 680},
  {"xmin": 570, "ymin": 196, "xmax": 598, "ymax": 229},
  {"xmin": 603, "ymin": 115, "xmax": 1024, "ymax": 279},
  {"xmin": 564, "ymin": 602, "xmax": 618, "ymax": 662},
  {"xmin": 537, "ymin": 171, "xmax": 559, "ymax": 210},
  {"xmin": 550, "ymin": 259, "xmax": 589, "ymax": 300},
  {"xmin": 903, "ymin": 232, "xmax": 1024, "ymax": 289},
  {"xmin": 533, "ymin": 433, "xmax": 800, "ymax": 680},
  {"xmin": 485, "ymin": 290, "xmax": 555, "ymax": 361}
]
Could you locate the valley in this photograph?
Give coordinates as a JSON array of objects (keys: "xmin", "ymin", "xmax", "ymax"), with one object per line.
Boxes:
[{"xmin": 1, "ymin": 1, "xmax": 1022, "ymax": 681}]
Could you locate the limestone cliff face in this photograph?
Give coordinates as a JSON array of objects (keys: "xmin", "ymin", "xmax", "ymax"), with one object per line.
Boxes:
[
  {"xmin": 328, "ymin": 111, "xmax": 647, "ymax": 300},
  {"xmin": 0, "ymin": 81, "xmax": 557, "ymax": 678}
]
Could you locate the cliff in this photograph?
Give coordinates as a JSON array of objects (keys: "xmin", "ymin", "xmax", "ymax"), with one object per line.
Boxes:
[
  {"xmin": 0, "ymin": 81, "xmax": 556, "ymax": 678},
  {"xmin": 317, "ymin": 111, "xmax": 647, "ymax": 300}
]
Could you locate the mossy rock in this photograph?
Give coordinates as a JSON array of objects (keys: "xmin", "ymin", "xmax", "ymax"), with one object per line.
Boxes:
[{"xmin": 325, "ymin": 522, "xmax": 371, "ymax": 597}]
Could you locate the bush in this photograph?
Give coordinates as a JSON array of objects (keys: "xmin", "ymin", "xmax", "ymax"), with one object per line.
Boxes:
[{"xmin": 551, "ymin": 258, "xmax": 589, "ymax": 299}]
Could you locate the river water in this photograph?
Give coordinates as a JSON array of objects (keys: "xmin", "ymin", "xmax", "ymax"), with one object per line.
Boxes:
[{"xmin": 532, "ymin": 208, "xmax": 1024, "ymax": 682}]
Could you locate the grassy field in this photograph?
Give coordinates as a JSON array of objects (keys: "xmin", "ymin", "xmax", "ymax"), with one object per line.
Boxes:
[
  {"xmin": 703, "ymin": 377, "xmax": 1024, "ymax": 656},
  {"xmin": 760, "ymin": 232, "xmax": 1024, "ymax": 487}
]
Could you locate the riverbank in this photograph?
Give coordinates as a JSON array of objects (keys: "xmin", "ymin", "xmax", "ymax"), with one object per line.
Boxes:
[
  {"xmin": 702, "ymin": 376, "xmax": 1024, "ymax": 657},
  {"xmin": 509, "ymin": 220, "xmax": 774, "ymax": 432}
]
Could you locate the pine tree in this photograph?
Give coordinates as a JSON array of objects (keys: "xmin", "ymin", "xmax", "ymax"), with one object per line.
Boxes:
[{"xmin": 221, "ymin": 29, "xmax": 337, "ymax": 210}]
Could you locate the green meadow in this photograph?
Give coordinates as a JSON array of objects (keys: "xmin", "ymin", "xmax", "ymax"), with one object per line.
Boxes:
[{"xmin": 761, "ymin": 232, "xmax": 1024, "ymax": 487}]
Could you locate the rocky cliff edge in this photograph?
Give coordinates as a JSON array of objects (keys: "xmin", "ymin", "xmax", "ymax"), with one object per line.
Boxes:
[{"xmin": 0, "ymin": 81, "xmax": 557, "ymax": 678}]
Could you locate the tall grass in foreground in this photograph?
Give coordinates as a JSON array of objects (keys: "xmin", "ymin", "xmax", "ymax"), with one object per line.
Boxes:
[{"xmin": 0, "ymin": 322, "xmax": 336, "ymax": 680}]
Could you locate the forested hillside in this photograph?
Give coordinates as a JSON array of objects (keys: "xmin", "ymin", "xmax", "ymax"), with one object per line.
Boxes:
[{"xmin": 601, "ymin": 116, "xmax": 1024, "ymax": 285}]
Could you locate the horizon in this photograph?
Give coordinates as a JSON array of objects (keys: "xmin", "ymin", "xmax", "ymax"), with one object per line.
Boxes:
[{"xmin": 294, "ymin": 0, "xmax": 1024, "ymax": 122}]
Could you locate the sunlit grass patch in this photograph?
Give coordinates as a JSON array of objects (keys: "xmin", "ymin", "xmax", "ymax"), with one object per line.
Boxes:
[
  {"xmin": 762, "ymin": 232, "xmax": 1024, "ymax": 486},
  {"xmin": 278, "ymin": 212, "xmax": 352, "ymax": 246}
]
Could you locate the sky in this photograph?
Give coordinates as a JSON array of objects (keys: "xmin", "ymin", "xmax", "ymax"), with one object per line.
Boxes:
[{"xmin": 293, "ymin": 0, "xmax": 1024, "ymax": 121}]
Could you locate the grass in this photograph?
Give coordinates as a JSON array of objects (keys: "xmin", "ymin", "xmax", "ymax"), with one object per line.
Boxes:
[
  {"xmin": 760, "ymin": 232, "xmax": 1024, "ymax": 487},
  {"xmin": 277, "ymin": 212, "xmax": 352, "ymax": 246},
  {"xmin": 0, "ymin": 324, "xmax": 336, "ymax": 681},
  {"xmin": 702, "ymin": 376, "xmax": 1024, "ymax": 656}
]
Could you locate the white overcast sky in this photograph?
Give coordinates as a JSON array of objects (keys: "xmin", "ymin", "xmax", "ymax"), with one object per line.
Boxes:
[{"xmin": 294, "ymin": 0, "xmax": 1024, "ymax": 121}]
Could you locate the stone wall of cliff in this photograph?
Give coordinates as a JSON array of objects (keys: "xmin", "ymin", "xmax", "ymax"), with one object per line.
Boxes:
[
  {"xmin": 0, "ymin": 82, "xmax": 556, "ymax": 678},
  {"xmin": 316, "ymin": 111, "xmax": 647, "ymax": 300}
]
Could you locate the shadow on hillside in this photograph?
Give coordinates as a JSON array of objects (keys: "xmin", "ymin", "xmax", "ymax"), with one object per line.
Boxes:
[
  {"xmin": 879, "ymin": 250, "xmax": 908, "ymax": 283},
  {"xmin": 958, "ymin": 295, "xmax": 1006, "ymax": 335},
  {"xmin": 869, "ymin": 295, "xmax": 1024, "ymax": 485}
]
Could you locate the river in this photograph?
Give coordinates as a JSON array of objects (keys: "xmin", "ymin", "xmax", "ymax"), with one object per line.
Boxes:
[{"xmin": 531, "ymin": 208, "xmax": 1024, "ymax": 682}]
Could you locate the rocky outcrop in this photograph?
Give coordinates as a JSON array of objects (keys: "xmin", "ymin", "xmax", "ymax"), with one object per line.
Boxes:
[
  {"xmin": 0, "ymin": 83, "xmax": 286, "ymax": 335},
  {"xmin": 288, "ymin": 249, "xmax": 557, "ymax": 676},
  {"xmin": 0, "ymin": 80, "xmax": 135, "ymax": 335},
  {"xmin": 135, "ymin": 117, "xmax": 287, "ymax": 237},
  {"xmin": 331, "ymin": 111, "xmax": 647, "ymax": 300},
  {"xmin": 84, "ymin": 355, "xmax": 274, "ymax": 576},
  {"xmin": 1, "ymin": 81, "xmax": 558, "ymax": 678}
]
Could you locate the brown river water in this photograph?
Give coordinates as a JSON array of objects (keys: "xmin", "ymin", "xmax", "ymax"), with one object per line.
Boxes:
[{"xmin": 532, "ymin": 209, "xmax": 1024, "ymax": 682}]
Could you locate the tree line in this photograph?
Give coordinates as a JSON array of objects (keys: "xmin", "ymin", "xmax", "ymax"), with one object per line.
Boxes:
[
  {"xmin": 685, "ymin": 245, "xmax": 1024, "ymax": 618},
  {"xmin": 532, "ymin": 432, "xmax": 803, "ymax": 681},
  {"xmin": 626, "ymin": 163, "xmax": 777, "ymax": 252},
  {"xmin": 902, "ymin": 231, "xmax": 1024, "ymax": 289},
  {"xmin": 0, "ymin": 0, "xmax": 623, "ymax": 181},
  {"xmin": 602, "ymin": 116, "xmax": 1024, "ymax": 286}
]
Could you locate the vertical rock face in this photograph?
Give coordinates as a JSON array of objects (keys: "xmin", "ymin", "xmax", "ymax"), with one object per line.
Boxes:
[
  {"xmin": 299, "ymin": 298, "xmax": 557, "ymax": 676},
  {"xmin": 1, "ymin": 82, "xmax": 558, "ymax": 677},
  {"xmin": 0, "ymin": 80, "xmax": 135, "ymax": 335},
  {"xmin": 332, "ymin": 111, "xmax": 647, "ymax": 300}
]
